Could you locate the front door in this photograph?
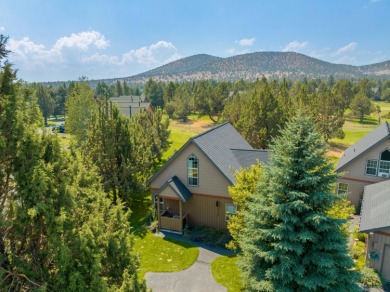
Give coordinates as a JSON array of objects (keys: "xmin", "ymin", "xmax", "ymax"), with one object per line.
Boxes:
[{"xmin": 382, "ymin": 244, "xmax": 390, "ymax": 281}]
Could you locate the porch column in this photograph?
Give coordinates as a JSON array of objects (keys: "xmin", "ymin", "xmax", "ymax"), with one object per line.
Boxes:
[
  {"xmin": 179, "ymin": 200, "xmax": 183, "ymax": 233},
  {"xmin": 157, "ymin": 195, "xmax": 161, "ymax": 229}
]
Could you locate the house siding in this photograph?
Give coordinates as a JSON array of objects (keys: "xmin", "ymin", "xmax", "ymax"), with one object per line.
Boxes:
[
  {"xmin": 182, "ymin": 194, "xmax": 233, "ymax": 229},
  {"xmin": 158, "ymin": 186, "xmax": 180, "ymax": 200},
  {"xmin": 337, "ymin": 139, "xmax": 390, "ymax": 207},
  {"xmin": 366, "ymin": 230, "xmax": 390, "ymax": 280},
  {"xmin": 150, "ymin": 142, "xmax": 231, "ymax": 197}
]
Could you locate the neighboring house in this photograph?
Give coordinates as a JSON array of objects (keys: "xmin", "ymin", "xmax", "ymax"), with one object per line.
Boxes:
[
  {"xmin": 149, "ymin": 122, "xmax": 269, "ymax": 233},
  {"xmin": 335, "ymin": 122, "xmax": 390, "ymax": 207},
  {"xmin": 336, "ymin": 122, "xmax": 390, "ymax": 280},
  {"xmin": 359, "ymin": 180, "xmax": 390, "ymax": 281},
  {"xmin": 110, "ymin": 95, "xmax": 153, "ymax": 117}
]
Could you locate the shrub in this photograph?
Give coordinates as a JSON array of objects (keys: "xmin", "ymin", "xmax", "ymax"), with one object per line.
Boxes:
[
  {"xmin": 185, "ymin": 225, "xmax": 232, "ymax": 248},
  {"xmin": 357, "ymin": 232, "xmax": 367, "ymax": 243},
  {"xmin": 351, "ymin": 241, "xmax": 366, "ymax": 260},
  {"xmin": 360, "ymin": 267, "xmax": 383, "ymax": 288}
]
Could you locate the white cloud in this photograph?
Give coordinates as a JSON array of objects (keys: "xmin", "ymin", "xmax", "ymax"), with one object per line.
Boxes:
[
  {"xmin": 82, "ymin": 40, "xmax": 181, "ymax": 66},
  {"xmin": 53, "ymin": 31, "xmax": 109, "ymax": 51},
  {"xmin": 283, "ymin": 40, "xmax": 309, "ymax": 52},
  {"xmin": 0, "ymin": 26, "xmax": 5, "ymax": 32},
  {"xmin": 333, "ymin": 42, "xmax": 357, "ymax": 56},
  {"xmin": 226, "ymin": 48, "xmax": 250, "ymax": 55},
  {"xmin": 8, "ymin": 30, "xmax": 109, "ymax": 65},
  {"xmin": 7, "ymin": 32, "xmax": 181, "ymax": 81},
  {"xmin": 122, "ymin": 41, "xmax": 180, "ymax": 65},
  {"xmin": 8, "ymin": 37, "xmax": 61, "ymax": 63},
  {"xmin": 236, "ymin": 37, "xmax": 255, "ymax": 46}
]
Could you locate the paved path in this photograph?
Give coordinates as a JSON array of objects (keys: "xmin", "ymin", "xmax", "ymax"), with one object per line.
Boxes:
[{"xmin": 145, "ymin": 232, "xmax": 233, "ymax": 292}]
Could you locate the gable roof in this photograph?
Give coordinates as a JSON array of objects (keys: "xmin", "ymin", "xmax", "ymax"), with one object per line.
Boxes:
[
  {"xmin": 156, "ymin": 175, "xmax": 192, "ymax": 202},
  {"xmin": 336, "ymin": 122, "xmax": 390, "ymax": 171},
  {"xmin": 149, "ymin": 122, "xmax": 269, "ymax": 185},
  {"xmin": 231, "ymin": 149, "xmax": 270, "ymax": 168},
  {"xmin": 359, "ymin": 180, "xmax": 390, "ymax": 233}
]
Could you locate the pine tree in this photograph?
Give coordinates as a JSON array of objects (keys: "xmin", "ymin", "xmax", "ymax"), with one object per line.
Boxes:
[
  {"xmin": 65, "ymin": 82, "xmax": 98, "ymax": 145},
  {"xmin": 239, "ymin": 113, "xmax": 359, "ymax": 291}
]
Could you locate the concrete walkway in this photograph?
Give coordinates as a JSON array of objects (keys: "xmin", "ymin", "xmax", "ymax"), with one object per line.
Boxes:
[{"xmin": 145, "ymin": 232, "xmax": 234, "ymax": 292}]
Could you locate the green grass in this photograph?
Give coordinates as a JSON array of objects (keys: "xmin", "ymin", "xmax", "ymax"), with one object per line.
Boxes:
[
  {"xmin": 161, "ymin": 115, "xmax": 213, "ymax": 162},
  {"xmin": 134, "ymin": 233, "xmax": 199, "ymax": 278},
  {"xmin": 163, "ymin": 126, "xmax": 198, "ymax": 161},
  {"xmin": 330, "ymin": 130, "xmax": 371, "ymax": 148},
  {"xmin": 375, "ymin": 101, "xmax": 390, "ymax": 112},
  {"xmin": 211, "ymin": 255, "xmax": 243, "ymax": 292},
  {"xmin": 129, "ymin": 191, "xmax": 199, "ymax": 279}
]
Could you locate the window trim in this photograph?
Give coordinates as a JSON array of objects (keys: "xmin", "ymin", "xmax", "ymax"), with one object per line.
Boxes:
[
  {"xmin": 187, "ymin": 154, "xmax": 199, "ymax": 187},
  {"xmin": 337, "ymin": 182, "xmax": 348, "ymax": 196},
  {"xmin": 225, "ymin": 203, "xmax": 237, "ymax": 221},
  {"xmin": 378, "ymin": 160, "xmax": 390, "ymax": 175},
  {"xmin": 365, "ymin": 159, "xmax": 378, "ymax": 176}
]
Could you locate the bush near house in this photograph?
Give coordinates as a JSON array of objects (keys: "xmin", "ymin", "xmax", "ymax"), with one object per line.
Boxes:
[{"xmin": 360, "ymin": 267, "xmax": 383, "ymax": 289}]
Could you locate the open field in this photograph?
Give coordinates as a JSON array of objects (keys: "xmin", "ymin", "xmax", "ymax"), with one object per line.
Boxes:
[
  {"xmin": 328, "ymin": 101, "xmax": 390, "ymax": 159},
  {"xmin": 162, "ymin": 116, "xmax": 215, "ymax": 161}
]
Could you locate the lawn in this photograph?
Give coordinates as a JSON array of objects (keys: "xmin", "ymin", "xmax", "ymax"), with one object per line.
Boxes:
[
  {"xmin": 134, "ymin": 233, "xmax": 199, "ymax": 278},
  {"xmin": 330, "ymin": 129, "xmax": 371, "ymax": 148},
  {"xmin": 129, "ymin": 191, "xmax": 199, "ymax": 280},
  {"xmin": 211, "ymin": 255, "xmax": 243, "ymax": 292}
]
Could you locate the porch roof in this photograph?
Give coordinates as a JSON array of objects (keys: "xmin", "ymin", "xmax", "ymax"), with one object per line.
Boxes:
[{"xmin": 156, "ymin": 176, "xmax": 192, "ymax": 202}]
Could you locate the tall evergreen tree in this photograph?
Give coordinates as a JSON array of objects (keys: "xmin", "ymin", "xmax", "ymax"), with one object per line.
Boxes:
[
  {"xmin": 239, "ymin": 113, "xmax": 359, "ymax": 291},
  {"xmin": 0, "ymin": 48, "xmax": 145, "ymax": 289},
  {"xmin": 350, "ymin": 90, "xmax": 373, "ymax": 123},
  {"xmin": 65, "ymin": 82, "xmax": 98, "ymax": 145},
  {"xmin": 36, "ymin": 83, "xmax": 54, "ymax": 125}
]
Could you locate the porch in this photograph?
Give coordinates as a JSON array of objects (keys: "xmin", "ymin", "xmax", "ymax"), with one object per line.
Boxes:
[
  {"xmin": 155, "ymin": 175, "xmax": 193, "ymax": 234},
  {"xmin": 159, "ymin": 209, "xmax": 188, "ymax": 233}
]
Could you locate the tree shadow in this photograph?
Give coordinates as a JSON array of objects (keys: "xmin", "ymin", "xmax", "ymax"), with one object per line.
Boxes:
[{"xmin": 129, "ymin": 191, "xmax": 152, "ymax": 238}]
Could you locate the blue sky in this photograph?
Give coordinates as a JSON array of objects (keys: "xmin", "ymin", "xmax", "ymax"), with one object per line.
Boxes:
[{"xmin": 1, "ymin": 0, "xmax": 389, "ymax": 82}]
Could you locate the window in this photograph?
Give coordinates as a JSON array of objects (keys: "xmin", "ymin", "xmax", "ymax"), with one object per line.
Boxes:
[
  {"xmin": 154, "ymin": 196, "xmax": 164, "ymax": 213},
  {"xmin": 159, "ymin": 197, "xmax": 164, "ymax": 213},
  {"xmin": 379, "ymin": 150, "xmax": 390, "ymax": 176},
  {"xmin": 379, "ymin": 160, "xmax": 390, "ymax": 174},
  {"xmin": 225, "ymin": 203, "xmax": 237, "ymax": 221},
  {"xmin": 381, "ymin": 149, "xmax": 390, "ymax": 161},
  {"xmin": 187, "ymin": 154, "xmax": 199, "ymax": 186},
  {"xmin": 337, "ymin": 182, "xmax": 348, "ymax": 195},
  {"xmin": 365, "ymin": 159, "xmax": 378, "ymax": 176}
]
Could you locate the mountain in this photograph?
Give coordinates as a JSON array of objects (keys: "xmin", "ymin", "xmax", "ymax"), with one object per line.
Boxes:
[{"xmin": 116, "ymin": 52, "xmax": 390, "ymax": 84}]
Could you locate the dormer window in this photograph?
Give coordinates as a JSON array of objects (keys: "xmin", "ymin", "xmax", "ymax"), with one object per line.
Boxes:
[{"xmin": 187, "ymin": 154, "xmax": 199, "ymax": 187}]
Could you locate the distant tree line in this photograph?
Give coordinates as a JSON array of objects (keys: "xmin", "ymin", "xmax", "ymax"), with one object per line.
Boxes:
[{"xmin": 142, "ymin": 76, "xmax": 388, "ymax": 148}]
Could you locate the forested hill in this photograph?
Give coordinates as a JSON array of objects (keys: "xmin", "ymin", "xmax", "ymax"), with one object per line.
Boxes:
[{"xmin": 120, "ymin": 52, "xmax": 390, "ymax": 84}]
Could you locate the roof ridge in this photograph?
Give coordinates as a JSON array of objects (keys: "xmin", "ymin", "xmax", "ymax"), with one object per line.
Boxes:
[
  {"xmin": 386, "ymin": 121, "xmax": 390, "ymax": 135},
  {"xmin": 190, "ymin": 122, "xmax": 230, "ymax": 140},
  {"xmin": 230, "ymin": 148, "xmax": 269, "ymax": 152}
]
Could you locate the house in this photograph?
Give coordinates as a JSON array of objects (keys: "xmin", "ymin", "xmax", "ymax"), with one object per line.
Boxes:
[
  {"xmin": 335, "ymin": 122, "xmax": 390, "ymax": 207},
  {"xmin": 359, "ymin": 180, "xmax": 390, "ymax": 281},
  {"xmin": 110, "ymin": 95, "xmax": 153, "ymax": 117},
  {"xmin": 336, "ymin": 122, "xmax": 390, "ymax": 280},
  {"xmin": 149, "ymin": 122, "xmax": 269, "ymax": 233}
]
